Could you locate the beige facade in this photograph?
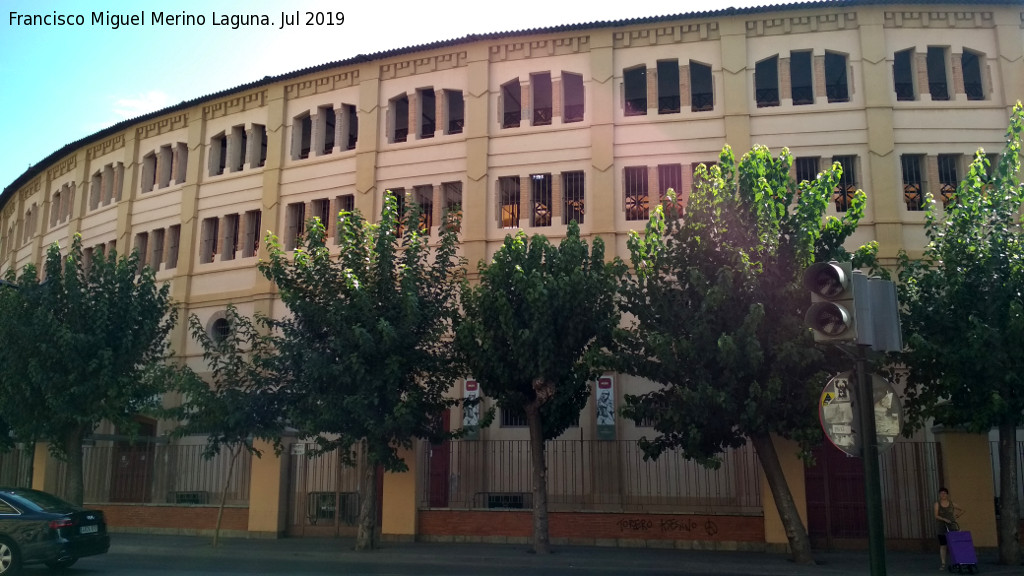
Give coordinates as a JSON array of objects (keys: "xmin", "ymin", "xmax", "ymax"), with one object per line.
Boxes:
[{"xmin": 1, "ymin": 1, "xmax": 1021, "ymax": 546}]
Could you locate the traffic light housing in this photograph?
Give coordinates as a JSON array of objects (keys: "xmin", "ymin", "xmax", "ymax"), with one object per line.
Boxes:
[{"xmin": 803, "ymin": 261, "xmax": 859, "ymax": 342}]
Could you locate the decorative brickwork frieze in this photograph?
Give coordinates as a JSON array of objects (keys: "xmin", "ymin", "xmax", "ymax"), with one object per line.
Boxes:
[
  {"xmin": 884, "ymin": 11, "xmax": 995, "ymax": 29},
  {"xmin": 746, "ymin": 13, "xmax": 856, "ymax": 37},
  {"xmin": 135, "ymin": 112, "xmax": 189, "ymax": 140},
  {"xmin": 381, "ymin": 52, "xmax": 468, "ymax": 79},
  {"xmin": 86, "ymin": 135, "xmax": 126, "ymax": 161},
  {"xmin": 46, "ymin": 156, "xmax": 76, "ymax": 181},
  {"xmin": 202, "ymin": 92, "xmax": 267, "ymax": 120},
  {"xmin": 489, "ymin": 37, "xmax": 588, "ymax": 62},
  {"xmin": 284, "ymin": 71, "xmax": 358, "ymax": 99},
  {"xmin": 613, "ymin": 23, "xmax": 718, "ymax": 48}
]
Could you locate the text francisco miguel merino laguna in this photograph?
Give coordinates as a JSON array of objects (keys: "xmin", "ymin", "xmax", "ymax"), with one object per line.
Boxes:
[{"xmin": 9, "ymin": 10, "xmax": 345, "ymax": 30}]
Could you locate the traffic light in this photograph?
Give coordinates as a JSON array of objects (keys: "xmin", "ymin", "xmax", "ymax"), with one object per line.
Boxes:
[{"xmin": 803, "ymin": 261, "xmax": 860, "ymax": 342}]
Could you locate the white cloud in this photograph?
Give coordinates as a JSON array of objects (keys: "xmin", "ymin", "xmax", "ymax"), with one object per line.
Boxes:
[{"xmin": 112, "ymin": 91, "xmax": 173, "ymax": 120}]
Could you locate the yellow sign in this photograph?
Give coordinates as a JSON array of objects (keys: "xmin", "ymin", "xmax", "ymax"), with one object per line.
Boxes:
[{"xmin": 822, "ymin": 392, "xmax": 835, "ymax": 406}]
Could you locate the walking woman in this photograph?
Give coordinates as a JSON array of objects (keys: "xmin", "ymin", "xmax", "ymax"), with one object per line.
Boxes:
[{"xmin": 934, "ymin": 487, "xmax": 965, "ymax": 571}]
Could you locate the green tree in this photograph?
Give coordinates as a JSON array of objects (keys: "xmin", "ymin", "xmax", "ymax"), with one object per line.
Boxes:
[
  {"xmin": 619, "ymin": 145, "xmax": 875, "ymax": 564},
  {"xmin": 0, "ymin": 236, "xmax": 180, "ymax": 505},
  {"xmin": 897, "ymin": 103, "xmax": 1024, "ymax": 565},
  {"xmin": 456, "ymin": 222, "xmax": 622, "ymax": 554},
  {"xmin": 172, "ymin": 305, "xmax": 287, "ymax": 547},
  {"xmin": 259, "ymin": 192, "xmax": 464, "ymax": 550}
]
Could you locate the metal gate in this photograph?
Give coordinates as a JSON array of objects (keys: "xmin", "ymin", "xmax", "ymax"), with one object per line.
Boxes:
[
  {"xmin": 285, "ymin": 442, "xmax": 364, "ymax": 537},
  {"xmin": 805, "ymin": 441, "xmax": 942, "ymax": 549}
]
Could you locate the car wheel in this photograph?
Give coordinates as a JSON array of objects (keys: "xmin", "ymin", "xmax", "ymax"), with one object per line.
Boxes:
[
  {"xmin": 44, "ymin": 558, "xmax": 78, "ymax": 570},
  {"xmin": 0, "ymin": 539, "xmax": 20, "ymax": 575}
]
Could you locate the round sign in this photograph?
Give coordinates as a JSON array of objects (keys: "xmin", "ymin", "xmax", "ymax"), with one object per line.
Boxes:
[{"xmin": 818, "ymin": 372, "xmax": 903, "ymax": 457}]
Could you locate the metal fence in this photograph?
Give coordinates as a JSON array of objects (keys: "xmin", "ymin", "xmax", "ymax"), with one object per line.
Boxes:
[
  {"xmin": 419, "ymin": 439, "xmax": 762, "ymax": 515},
  {"xmin": 286, "ymin": 442, "xmax": 365, "ymax": 535},
  {"xmin": 0, "ymin": 446, "xmax": 33, "ymax": 488},
  {"xmin": 879, "ymin": 441, "xmax": 943, "ymax": 541},
  {"xmin": 990, "ymin": 440, "xmax": 1024, "ymax": 517},
  {"xmin": 47, "ymin": 441, "xmax": 251, "ymax": 506}
]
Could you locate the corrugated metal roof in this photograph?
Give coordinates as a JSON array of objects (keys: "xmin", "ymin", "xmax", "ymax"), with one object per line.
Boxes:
[{"xmin": 2, "ymin": 0, "xmax": 1020, "ymax": 207}]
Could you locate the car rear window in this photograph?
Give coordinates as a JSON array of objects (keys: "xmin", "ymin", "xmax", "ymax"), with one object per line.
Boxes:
[{"xmin": 3, "ymin": 490, "xmax": 78, "ymax": 512}]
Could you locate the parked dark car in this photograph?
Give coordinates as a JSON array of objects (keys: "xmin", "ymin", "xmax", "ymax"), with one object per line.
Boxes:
[{"xmin": 0, "ymin": 488, "xmax": 110, "ymax": 574}]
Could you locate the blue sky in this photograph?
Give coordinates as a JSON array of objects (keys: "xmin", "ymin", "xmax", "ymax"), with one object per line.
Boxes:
[{"xmin": 0, "ymin": 0, "xmax": 787, "ymax": 192}]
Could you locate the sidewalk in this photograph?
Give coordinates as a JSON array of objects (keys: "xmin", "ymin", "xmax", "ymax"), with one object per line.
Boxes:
[{"xmin": 109, "ymin": 533, "xmax": 1022, "ymax": 575}]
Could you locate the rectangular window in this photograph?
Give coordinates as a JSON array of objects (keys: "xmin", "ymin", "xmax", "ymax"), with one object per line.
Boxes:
[
  {"xmin": 502, "ymin": 80, "xmax": 521, "ymax": 128},
  {"xmin": 498, "ymin": 176, "xmax": 520, "ymax": 228},
  {"xmin": 143, "ymin": 152, "xmax": 158, "ymax": 191},
  {"xmin": 690, "ymin": 61, "xmax": 714, "ymax": 112},
  {"xmin": 657, "ymin": 60, "xmax": 680, "ymax": 114},
  {"xmin": 624, "ymin": 66, "xmax": 647, "ymax": 116},
  {"xmin": 501, "ymin": 406, "xmax": 527, "ymax": 427},
  {"xmin": 755, "ymin": 56, "xmax": 780, "ymax": 107},
  {"xmin": 393, "ymin": 189, "xmax": 406, "ymax": 238},
  {"xmin": 832, "ymin": 155, "xmax": 857, "ymax": 212},
  {"xmin": 285, "ymin": 203, "xmax": 306, "ymax": 250},
  {"xmin": 795, "ymin": 157, "xmax": 820, "ymax": 184},
  {"xmin": 166, "ymin": 225, "xmax": 180, "ymax": 269},
  {"xmin": 894, "ymin": 49, "xmax": 916, "ymax": 101},
  {"xmin": 445, "ymin": 90, "xmax": 464, "ymax": 134},
  {"xmin": 133, "ymin": 233, "xmax": 149, "ymax": 273},
  {"xmin": 336, "ymin": 194, "xmax": 355, "ymax": 216},
  {"xmin": 158, "ymin": 144, "xmax": 174, "ymax": 186},
  {"xmin": 221, "ymin": 213, "xmax": 240, "ymax": 261},
  {"xmin": 563, "ymin": 73, "xmax": 584, "ymax": 123},
  {"xmin": 414, "ymin": 185, "xmax": 433, "ymax": 233},
  {"xmin": 790, "ymin": 51, "xmax": 814, "ymax": 105},
  {"xmin": 150, "ymin": 228, "xmax": 165, "ymax": 271},
  {"xmin": 937, "ymin": 154, "xmax": 959, "ymax": 208},
  {"xmin": 227, "ymin": 126, "xmax": 245, "ymax": 172},
  {"xmin": 243, "ymin": 210, "xmax": 262, "ymax": 257},
  {"xmin": 252, "ymin": 124, "xmax": 268, "ymax": 167},
  {"xmin": 200, "ymin": 217, "xmax": 219, "ymax": 264},
  {"xmin": 927, "ymin": 46, "xmax": 949, "ymax": 101},
  {"xmin": 563, "ymin": 171, "xmax": 585, "ymax": 225},
  {"xmin": 318, "ymin": 105, "xmax": 336, "ymax": 154},
  {"xmin": 902, "ymin": 155, "xmax": 925, "ymax": 211},
  {"xmin": 292, "ymin": 113, "xmax": 312, "ymax": 159},
  {"xmin": 436, "ymin": 181, "xmax": 458, "ymax": 216},
  {"xmin": 312, "ymin": 198, "xmax": 331, "ymax": 231},
  {"xmin": 658, "ymin": 163, "xmax": 683, "ymax": 211},
  {"xmin": 419, "ymin": 89, "xmax": 436, "ymax": 138},
  {"xmin": 391, "ymin": 95, "xmax": 409, "ymax": 143},
  {"xmin": 89, "ymin": 172, "xmax": 102, "ymax": 210},
  {"xmin": 531, "ymin": 73, "xmax": 552, "ymax": 126},
  {"xmin": 343, "ymin": 104, "xmax": 358, "ymax": 150},
  {"xmin": 962, "ymin": 50, "xmax": 985, "ymax": 101},
  {"xmin": 624, "ymin": 166, "xmax": 649, "ymax": 221},
  {"xmin": 530, "ymin": 174, "xmax": 552, "ymax": 227},
  {"xmin": 825, "ymin": 52, "xmax": 849, "ymax": 103}
]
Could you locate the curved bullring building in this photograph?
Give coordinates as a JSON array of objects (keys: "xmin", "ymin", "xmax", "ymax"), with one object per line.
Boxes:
[{"xmin": 1, "ymin": 0, "xmax": 1021, "ymax": 549}]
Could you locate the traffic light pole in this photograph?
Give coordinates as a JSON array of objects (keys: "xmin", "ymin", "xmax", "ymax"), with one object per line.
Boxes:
[{"xmin": 853, "ymin": 345, "xmax": 887, "ymax": 576}]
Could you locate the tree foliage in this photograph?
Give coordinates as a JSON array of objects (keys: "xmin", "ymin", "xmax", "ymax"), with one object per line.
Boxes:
[
  {"xmin": 0, "ymin": 236, "xmax": 180, "ymax": 505},
  {"xmin": 172, "ymin": 305, "xmax": 287, "ymax": 546},
  {"xmin": 897, "ymin": 102, "xmax": 1024, "ymax": 565},
  {"xmin": 619, "ymin": 145, "xmax": 874, "ymax": 564},
  {"xmin": 258, "ymin": 192, "xmax": 464, "ymax": 550},
  {"xmin": 456, "ymin": 221, "xmax": 622, "ymax": 553}
]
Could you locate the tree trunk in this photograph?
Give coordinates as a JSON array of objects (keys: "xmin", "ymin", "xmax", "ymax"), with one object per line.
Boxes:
[
  {"xmin": 63, "ymin": 428, "xmax": 85, "ymax": 506},
  {"xmin": 997, "ymin": 422, "xmax": 1021, "ymax": 565},
  {"xmin": 749, "ymin": 434, "xmax": 815, "ymax": 565},
  {"xmin": 213, "ymin": 445, "xmax": 241, "ymax": 548},
  {"xmin": 355, "ymin": 443, "xmax": 378, "ymax": 551},
  {"xmin": 525, "ymin": 403, "xmax": 550, "ymax": 554}
]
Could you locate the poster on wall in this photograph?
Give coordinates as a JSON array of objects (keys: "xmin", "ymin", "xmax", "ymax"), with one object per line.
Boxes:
[
  {"xmin": 596, "ymin": 376, "xmax": 615, "ymax": 440},
  {"xmin": 462, "ymin": 379, "xmax": 480, "ymax": 440}
]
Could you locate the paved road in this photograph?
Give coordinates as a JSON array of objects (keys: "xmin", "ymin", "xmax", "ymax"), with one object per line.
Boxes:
[{"xmin": 16, "ymin": 533, "xmax": 1023, "ymax": 575}]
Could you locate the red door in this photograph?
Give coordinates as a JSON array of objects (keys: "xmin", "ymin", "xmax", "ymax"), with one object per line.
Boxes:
[
  {"xmin": 110, "ymin": 421, "xmax": 156, "ymax": 503},
  {"xmin": 428, "ymin": 410, "xmax": 451, "ymax": 507},
  {"xmin": 805, "ymin": 442, "xmax": 868, "ymax": 547}
]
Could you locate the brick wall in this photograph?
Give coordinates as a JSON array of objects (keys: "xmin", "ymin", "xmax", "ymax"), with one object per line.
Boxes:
[
  {"xmin": 92, "ymin": 504, "xmax": 249, "ymax": 532},
  {"xmin": 419, "ymin": 510, "xmax": 764, "ymax": 547}
]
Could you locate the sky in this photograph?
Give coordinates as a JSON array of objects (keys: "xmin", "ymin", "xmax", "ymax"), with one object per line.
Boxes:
[{"xmin": 0, "ymin": 0, "xmax": 794, "ymax": 193}]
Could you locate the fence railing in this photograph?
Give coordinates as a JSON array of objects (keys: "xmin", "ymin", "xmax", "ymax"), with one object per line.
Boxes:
[
  {"xmin": 990, "ymin": 440, "xmax": 1024, "ymax": 517},
  {"xmin": 47, "ymin": 441, "xmax": 251, "ymax": 506},
  {"xmin": 0, "ymin": 446, "xmax": 33, "ymax": 488},
  {"xmin": 419, "ymin": 439, "xmax": 762, "ymax": 515}
]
